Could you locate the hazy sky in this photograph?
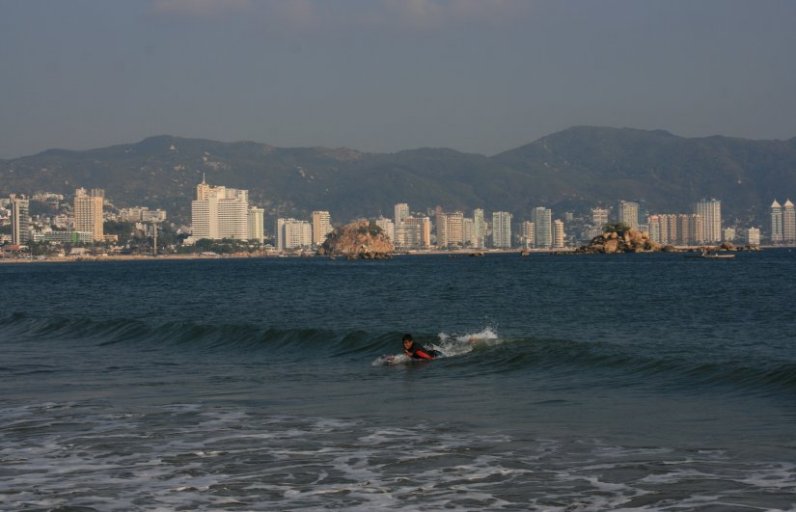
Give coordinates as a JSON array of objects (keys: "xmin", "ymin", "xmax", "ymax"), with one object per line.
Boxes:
[{"xmin": 1, "ymin": 0, "xmax": 795, "ymax": 158}]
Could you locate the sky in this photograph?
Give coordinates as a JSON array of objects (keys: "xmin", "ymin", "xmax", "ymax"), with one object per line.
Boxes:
[{"xmin": 1, "ymin": 0, "xmax": 795, "ymax": 158}]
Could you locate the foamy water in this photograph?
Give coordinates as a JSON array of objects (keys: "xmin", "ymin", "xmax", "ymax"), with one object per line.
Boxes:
[{"xmin": 3, "ymin": 401, "xmax": 794, "ymax": 512}]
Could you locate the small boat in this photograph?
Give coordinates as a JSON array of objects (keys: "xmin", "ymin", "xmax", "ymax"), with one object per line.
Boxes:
[{"xmin": 688, "ymin": 249, "xmax": 735, "ymax": 259}]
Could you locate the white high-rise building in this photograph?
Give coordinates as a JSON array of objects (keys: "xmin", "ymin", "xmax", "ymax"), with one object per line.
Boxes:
[
  {"xmin": 771, "ymin": 200, "xmax": 783, "ymax": 243},
  {"xmin": 553, "ymin": 219, "xmax": 566, "ymax": 248},
  {"xmin": 492, "ymin": 211, "xmax": 512, "ymax": 248},
  {"xmin": 783, "ymin": 200, "xmax": 796, "ymax": 244},
  {"xmin": 375, "ymin": 217, "xmax": 395, "ymax": 242},
  {"xmin": 10, "ymin": 194, "xmax": 30, "ymax": 245},
  {"xmin": 532, "ymin": 207, "xmax": 552, "ymax": 248},
  {"xmin": 402, "ymin": 216, "xmax": 431, "ymax": 249},
  {"xmin": 74, "ymin": 188, "xmax": 104, "ymax": 242},
  {"xmin": 647, "ymin": 215, "xmax": 661, "ymax": 243},
  {"xmin": 746, "ymin": 227, "xmax": 761, "ymax": 246},
  {"xmin": 472, "ymin": 209, "xmax": 486, "ymax": 248},
  {"xmin": 248, "ymin": 207, "xmax": 265, "ymax": 244},
  {"xmin": 394, "ymin": 203, "xmax": 410, "ymax": 248},
  {"xmin": 218, "ymin": 190, "xmax": 249, "ymax": 239},
  {"xmin": 618, "ymin": 201, "xmax": 639, "ymax": 230},
  {"xmin": 311, "ymin": 210, "xmax": 333, "ymax": 246},
  {"xmin": 191, "ymin": 183, "xmax": 219, "ymax": 240},
  {"xmin": 521, "ymin": 221, "xmax": 535, "ymax": 248},
  {"xmin": 191, "ymin": 179, "xmax": 251, "ymax": 240},
  {"xmin": 695, "ymin": 198, "xmax": 721, "ymax": 243},
  {"xmin": 277, "ymin": 218, "xmax": 312, "ymax": 251},
  {"xmin": 462, "ymin": 218, "xmax": 474, "ymax": 247},
  {"xmin": 437, "ymin": 211, "xmax": 464, "ymax": 247}
]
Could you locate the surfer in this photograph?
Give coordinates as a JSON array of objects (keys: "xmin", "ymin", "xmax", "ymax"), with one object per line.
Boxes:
[{"xmin": 402, "ymin": 334, "xmax": 440, "ymax": 360}]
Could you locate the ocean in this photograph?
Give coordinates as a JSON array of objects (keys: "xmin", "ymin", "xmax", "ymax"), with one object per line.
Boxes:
[{"xmin": 1, "ymin": 251, "xmax": 795, "ymax": 511}]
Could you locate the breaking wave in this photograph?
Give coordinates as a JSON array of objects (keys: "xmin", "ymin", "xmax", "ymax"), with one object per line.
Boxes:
[{"xmin": 1, "ymin": 313, "xmax": 794, "ymax": 395}]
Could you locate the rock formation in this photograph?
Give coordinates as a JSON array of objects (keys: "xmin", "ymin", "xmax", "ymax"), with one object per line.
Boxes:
[
  {"xmin": 318, "ymin": 220, "xmax": 394, "ymax": 260},
  {"xmin": 576, "ymin": 228, "xmax": 662, "ymax": 254}
]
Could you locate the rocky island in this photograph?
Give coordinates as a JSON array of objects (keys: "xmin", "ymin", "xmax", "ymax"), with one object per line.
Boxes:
[
  {"xmin": 318, "ymin": 220, "xmax": 394, "ymax": 260},
  {"xmin": 576, "ymin": 224, "xmax": 664, "ymax": 254}
]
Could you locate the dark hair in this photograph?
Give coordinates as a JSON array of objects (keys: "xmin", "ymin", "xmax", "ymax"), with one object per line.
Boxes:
[{"xmin": 402, "ymin": 333, "xmax": 413, "ymax": 342}]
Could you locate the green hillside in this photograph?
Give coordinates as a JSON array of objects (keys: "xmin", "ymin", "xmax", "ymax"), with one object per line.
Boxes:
[{"xmin": 1, "ymin": 127, "xmax": 794, "ymax": 225}]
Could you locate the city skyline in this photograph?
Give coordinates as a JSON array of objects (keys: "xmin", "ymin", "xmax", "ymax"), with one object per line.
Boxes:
[{"xmin": 4, "ymin": 178, "xmax": 795, "ymax": 254}]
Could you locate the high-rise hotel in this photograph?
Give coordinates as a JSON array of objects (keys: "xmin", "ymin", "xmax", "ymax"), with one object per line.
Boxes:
[
  {"xmin": 311, "ymin": 210, "xmax": 333, "ymax": 246},
  {"xmin": 532, "ymin": 207, "xmax": 552, "ymax": 248},
  {"xmin": 392, "ymin": 202, "xmax": 430, "ymax": 249},
  {"xmin": 190, "ymin": 178, "xmax": 263, "ymax": 242},
  {"xmin": 771, "ymin": 199, "xmax": 795, "ymax": 244},
  {"xmin": 74, "ymin": 188, "xmax": 104, "ymax": 242},
  {"xmin": 492, "ymin": 211, "xmax": 512, "ymax": 248},
  {"xmin": 618, "ymin": 201, "xmax": 639, "ymax": 230},
  {"xmin": 10, "ymin": 194, "xmax": 30, "ymax": 245},
  {"xmin": 437, "ymin": 211, "xmax": 464, "ymax": 247},
  {"xmin": 695, "ymin": 198, "xmax": 721, "ymax": 243}
]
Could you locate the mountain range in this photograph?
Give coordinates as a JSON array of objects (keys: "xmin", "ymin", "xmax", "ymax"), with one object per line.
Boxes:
[{"xmin": 2, "ymin": 126, "xmax": 795, "ymax": 226}]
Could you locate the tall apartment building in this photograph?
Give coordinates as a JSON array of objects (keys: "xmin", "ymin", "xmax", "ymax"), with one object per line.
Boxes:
[
  {"xmin": 647, "ymin": 215, "xmax": 661, "ymax": 243},
  {"xmin": 553, "ymin": 219, "xmax": 566, "ymax": 248},
  {"xmin": 311, "ymin": 210, "xmax": 333, "ymax": 246},
  {"xmin": 532, "ymin": 207, "xmax": 552, "ymax": 248},
  {"xmin": 10, "ymin": 194, "xmax": 30, "ymax": 245},
  {"xmin": 690, "ymin": 214, "xmax": 704, "ymax": 245},
  {"xmin": 74, "ymin": 188, "xmax": 104, "ymax": 242},
  {"xmin": 248, "ymin": 207, "xmax": 265, "ymax": 244},
  {"xmin": 462, "ymin": 218, "xmax": 474, "ymax": 247},
  {"xmin": 437, "ymin": 211, "xmax": 464, "ymax": 247},
  {"xmin": 783, "ymin": 200, "xmax": 796, "ymax": 244},
  {"xmin": 647, "ymin": 213, "xmax": 703, "ymax": 246},
  {"xmin": 746, "ymin": 227, "xmax": 761, "ymax": 246},
  {"xmin": 695, "ymin": 198, "xmax": 721, "ymax": 243},
  {"xmin": 771, "ymin": 200, "xmax": 783, "ymax": 243},
  {"xmin": 677, "ymin": 214, "xmax": 692, "ymax": 245},
  {"xmin": 618, "ymin": 201, "xmax": 639, "ymax": 230},
  {"xmin": 277, "ymin": 218, "xmax": 312, "ymax": 250},
  {"xmin": 402, "ymin": 216, "xmax": 431, "ymax": 249},
  {"xmin": 191, "ymin": 179, "xmax": 250, "ymax": 240},
  {"xmin": 394, "ymin": 203, "xmax": 410, "ymax": 248},
  {"xmin": 218, "ymin": 190, "xmax": 248, "ymax": 240},
  {"xmin": 472, "ymin": 208, "xmax": 486, "ymax": 249},
  {"xmin": 375, "ymin": 217, "xmax": 395, "ymax": 242},
  {"xmin": 666, "ymin": 214, "xmax": 679, "ymax": 244},
  {"xmin": 521, "ymin": 221, "xmax": 535, "ymax": 248},
  {"xmin": 492, "ymin": 211, "xmax": 512, "ymax": 248}
]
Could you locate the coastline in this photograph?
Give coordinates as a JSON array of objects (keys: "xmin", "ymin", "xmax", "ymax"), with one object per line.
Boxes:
[
  {"xmin": 1, "ymin": 244, "xmax": 788, "ymax": 265},
  {"xmin": 0, "ymin": 248, "xmax": 562, "ymax": 264}
]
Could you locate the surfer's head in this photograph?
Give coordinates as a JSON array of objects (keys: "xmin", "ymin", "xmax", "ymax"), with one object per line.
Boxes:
[{"xmin": 402, "ymin": 333, "xmax": 414, "ymax": 350}]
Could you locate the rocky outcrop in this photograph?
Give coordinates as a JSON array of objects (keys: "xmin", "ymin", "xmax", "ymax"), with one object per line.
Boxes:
[
  {"xmin": 576, "ymin": 229, "xmax": 662, "ymax": 254},
  {"xmin": 318, "ymin": 220, "xmax": 394, "ymax": 260}
]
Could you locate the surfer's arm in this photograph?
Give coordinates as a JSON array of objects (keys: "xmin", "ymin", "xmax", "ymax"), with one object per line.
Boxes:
[{"xmin": 414, "ymin": 349, "xmax": 434, "ymax": 360}]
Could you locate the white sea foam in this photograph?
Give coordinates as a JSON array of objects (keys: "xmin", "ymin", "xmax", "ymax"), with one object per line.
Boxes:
[
  {"xmin": 2, "ymin": 401, "xmax": 795, "ymax": 512},
  {"xmin": 436, "ymin": 326, "xmax": 502, "ymax": 356}
]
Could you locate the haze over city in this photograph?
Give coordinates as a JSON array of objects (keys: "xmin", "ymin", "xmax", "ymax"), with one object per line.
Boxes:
[{"xmin": 1, "ymin": 0, "xmax": 795, "ymax": 159}]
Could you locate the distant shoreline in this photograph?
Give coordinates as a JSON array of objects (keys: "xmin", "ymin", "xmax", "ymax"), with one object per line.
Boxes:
[
  {"xmin": 0, "ymin": 245, "xmax": 789, "ymax": 265},
  {"xmin": 0, "ymin": 248, "xmax": 560, "ymax": 264}
]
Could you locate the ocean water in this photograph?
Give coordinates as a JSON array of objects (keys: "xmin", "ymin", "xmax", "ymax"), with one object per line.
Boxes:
[{"xmin": 1, "ymin": 251, "xmax": 795, "ymax": 511}]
